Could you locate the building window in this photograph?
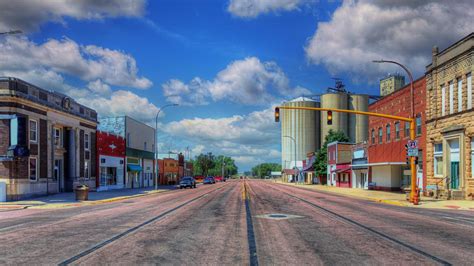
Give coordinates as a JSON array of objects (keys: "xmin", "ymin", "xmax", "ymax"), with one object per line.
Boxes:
[
  {"xmin": 127, "ymin": 133, "xmax": 131, "ymax": 147},
  {"xmin": 85, "ymin": 133, "xmax": 90, "ymax": 150},
  {"xmin": 371, "ymin": 129, "xmax": 375, "ymax": 144},
  {"xmin": 405, "ymin": 122, "xmax": 410, "ymax": 137},
  {"xmin": 471, "ymin": 138, "xmax": 474, "ymax": 178},
  {"xmin": 29, "ymin": 157, "xmax": 38, "ymax": 181},
  {"xmin": 458, "ymin": 78, "xmax": 463, "ymax": 112},
  {"xmin": 449, "ymin": 81, "xmax": 454, "ymax": 114},
  {"xmin": 386, "ymin": 124, "xmax": 391, "ymax": 141},
  {"xmin": 468, "ymin": 73, "xmax": 472, "ymax": 109},
  {"xmin": 85, "ymin": 161, "xmax": 90, "ymax": 179},
  {"xmin": 395, "ymin": 122, "xmax": 400, "ymax": 140},
  {"xmin": 416, "ymin": 115, "xmax": 422, "ymax": 136},
  {"xmin": 144, "ymin": 142, "xmax": 147, "ymax": 151},
  {"xmin": 378, "ymin": 127, "xmax": 383, "ymax": 144},
  {"xmin": 29, "ymin": 119, "xmax": 38, "ymax": 143},
  {"xmin": 434, "ymin": 143, "xmax": 443, "ymax": 176},
  {"xmin": 54, "ymin": 128, "xmax": 62, "ymax": 146},
  {"xmin": 441, "ymin": 85, "xmax": 446, "ymax": 116}
]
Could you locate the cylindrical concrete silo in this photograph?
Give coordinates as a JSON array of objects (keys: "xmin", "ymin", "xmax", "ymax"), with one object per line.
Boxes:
[
  {"xmin": 281, "ymin": 97, "xmax": 320, "ymax": 172},
  {"xmin": 320, "ymin": 93, "xmax": 348, "ymax": 144},
  {"xmin": 348, "ymin": 94, "xmax": 369, "ymax": 143}
]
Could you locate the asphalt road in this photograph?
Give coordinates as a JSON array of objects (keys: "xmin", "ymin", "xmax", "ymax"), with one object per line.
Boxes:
[{"xmin": 0, "ymin": 179, "xmax": 473, "ymax": 265}]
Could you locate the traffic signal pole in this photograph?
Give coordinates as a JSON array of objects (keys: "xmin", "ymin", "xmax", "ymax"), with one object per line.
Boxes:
[{"xmin": 275, "ymin": 106, "xmax": 419, "ymax": 204}]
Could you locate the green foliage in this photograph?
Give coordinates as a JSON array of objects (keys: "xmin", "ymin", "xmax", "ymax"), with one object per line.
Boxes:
[
  {"xmin": 192, "ymin": 153, "xmax": 238, "ymax": 176},
  {"xmin": 313, "ymin": 130, "xmax": 350, "ymax": 176},
  {"xmin": 251, "ymin": 163, "xmax": 282, "ymax": 178}
]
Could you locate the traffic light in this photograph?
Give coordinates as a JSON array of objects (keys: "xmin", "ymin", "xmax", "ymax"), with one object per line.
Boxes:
[
  {"xmin": 327, "ymin": 111, "xmax": 333, "ymax": 125},
  {"xmin": 274, "ymin": 107, "xmax": 280, "ymax": 122},
  {"xmin": 405, "ymin": 144, "xmax": 409, "ymax": 165}
]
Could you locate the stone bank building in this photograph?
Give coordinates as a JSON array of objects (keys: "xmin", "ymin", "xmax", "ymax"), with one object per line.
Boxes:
[
  {"xmin": 425, "ymin": 33, "xmax": 474, "ymax": 200},
  {"xmin": 0, "ymin": 77, "xmax": 98, "ymax": 200}
]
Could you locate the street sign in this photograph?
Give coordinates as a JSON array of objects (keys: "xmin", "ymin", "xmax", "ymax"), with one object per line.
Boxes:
[
  {"xmin": 408, "ymin": 148, "xmax": 419, "ymax": 157},
  {"xmin": 407, "ymin": 140, "xmax": 418, "ymax": 149}
]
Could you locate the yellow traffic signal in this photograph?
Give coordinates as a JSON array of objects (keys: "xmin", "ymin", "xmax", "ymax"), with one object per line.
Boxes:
[
  {"xmin": 275, "ymin": 107, "xmax": 280, "ymax": 122},
  {"xmin": 327, "ymin": 110, "xmax": 333, "ymax": 125}
]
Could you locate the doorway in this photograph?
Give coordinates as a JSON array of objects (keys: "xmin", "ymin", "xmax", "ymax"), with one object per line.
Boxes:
[
  {"xmin": 451, "ymin": 162, "xmax": 460, "ymax": 189},
  {"xmin": 55, "ymin": 159, "xmax": 63, "ymax": 192},
  {"xmin": 448, "ymin": 139, "xmax": 460, "ymax": 190}
]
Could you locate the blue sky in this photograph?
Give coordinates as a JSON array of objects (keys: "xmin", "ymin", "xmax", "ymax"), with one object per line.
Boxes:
[{"xmin": 0, "ymin": 0, "xmax": 472, "ymax": 171}]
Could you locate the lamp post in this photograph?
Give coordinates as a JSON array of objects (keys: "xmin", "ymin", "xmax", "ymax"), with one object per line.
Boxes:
[
  {"xmin": 0, "ymin": 30, "xmax": 22, "ymax": 35},
  {"xmin": 154, "ymin": 103, "xmax": 178, "ymax": 190},
  {"xmin": 372, "ymin": 59, "xmax": 417, "ymax": 202},
  {"xmin": 283, "ymin": 135, "xmax": 297, "ymax": 184}
]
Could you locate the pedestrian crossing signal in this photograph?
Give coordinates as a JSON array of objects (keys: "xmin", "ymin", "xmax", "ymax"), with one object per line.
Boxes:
[
  {"xmin": 327, "ymin": 111, "xmax": 333, "ymax": 125},
  {"xmin": 274, "ymin": 107, "xmax": 280, "ymax": 122}
]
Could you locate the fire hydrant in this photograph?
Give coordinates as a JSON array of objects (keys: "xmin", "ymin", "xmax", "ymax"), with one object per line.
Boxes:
[{"xmin": 413, "ymin": 187, "xmax": 420, "ymax": 205}]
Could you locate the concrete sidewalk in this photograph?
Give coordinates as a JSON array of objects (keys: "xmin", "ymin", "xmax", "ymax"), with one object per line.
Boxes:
[
  {"xmin": 276, "ymin": 181, "xmax": 474, "ymax": 211},
  {"xmin": 0, "ymin": 186, "xmax": 176, "ymax": 210}
]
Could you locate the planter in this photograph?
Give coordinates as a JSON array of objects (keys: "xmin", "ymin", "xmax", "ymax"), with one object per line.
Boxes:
[{"xmin": 75, "ymin": 185, "xmax": 89, "ymax": 201}]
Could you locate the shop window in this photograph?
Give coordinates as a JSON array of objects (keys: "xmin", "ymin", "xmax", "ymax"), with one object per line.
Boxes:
[
  {"xmin": 386, "ymin": 124, "xmax": 391, "ymax": 141},
  {"xmin": 416, "ymin": 115, "xmax": 422, "ymax": 136},
  {"xmin": 434, "ymin": 143, "xmax": 443, "ymax": 176},
  {"xmin": 29, "ymin": 157, "xmax": 38, "ymax": 181},
  {"xmin": 378, "ymin": 127, "xmax": 383, "ymax": 144},
  {"xmin": 395, "ymin": 122, "xmax": 400, "ymax": 140},
  {"xmin": 29, "ymin": 119, "xmax": 38, "ymax": 143},
  {"xmin": 84, "ymin": 161, "xmax": 90, "ymax": 179},
  {"xmin": 405, "ymin": 122, "xmax": 410, "ymax": 137}
]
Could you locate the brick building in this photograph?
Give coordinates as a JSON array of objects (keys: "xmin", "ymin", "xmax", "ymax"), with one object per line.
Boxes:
[
  {"xmin": 327, "ymin": 142, "xmax": 353, "ymax": 187},
  {"xmin": 96, "ymin": 131, "xmax": 126, "ymax": 191},
  {"xmin": 0, "ymin": 77, "xmax": 97, "ymax": 200},
  {"xmin": 368, "ymin": 77, "xmax": 426, "ymax": 191},
  {"xmin": 158, "ymin": 158, "xmax": 179, "ymax": 185},
  {"xmin": 425, "ymin": 33, "xmax": 474, "ymax": 200}
]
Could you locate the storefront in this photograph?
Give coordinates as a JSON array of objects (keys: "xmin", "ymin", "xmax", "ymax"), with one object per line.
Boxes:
[
  {"xmin": 98, "ymin": 155, "xmax": 125, "ymax": 191},
  {"xmin": 126, "ymin": 158, "xmax": 142, "ymax": 188}
]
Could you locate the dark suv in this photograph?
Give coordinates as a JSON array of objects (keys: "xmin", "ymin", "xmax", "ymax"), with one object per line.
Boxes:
[{"xmin": 179, "ymin": 177, "xmax": 197, "ymax": 189}]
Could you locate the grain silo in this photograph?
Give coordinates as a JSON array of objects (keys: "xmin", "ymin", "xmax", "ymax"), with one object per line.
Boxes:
[
  {"xmin": 281, "ymin": 97, "xmax": 320, "ymax": 172},
  {"xmin": 320, "ymin": 93, "xmax": 348, "ymax": 143},
  {"xmin": 348, "ymin": 94, "xmax": 369, "ymax": 143}
]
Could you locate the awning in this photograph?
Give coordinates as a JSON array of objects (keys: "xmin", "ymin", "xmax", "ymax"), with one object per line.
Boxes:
[
  {"xmin": 331, "ymin": 167, "xmax": 351, "ymax": 173},
  {"xmin": 127, "ymin": 164, "xmax": 142, "ymax": 172}
]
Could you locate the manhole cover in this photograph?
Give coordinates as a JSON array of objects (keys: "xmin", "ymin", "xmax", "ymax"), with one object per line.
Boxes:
[
  {"xmin": 256, "ymin": 213, "xmax": 303, "ymax": 220},
  {"xmin": 269, "ymin": 214, "xmax": 287, "ymax": 218}
]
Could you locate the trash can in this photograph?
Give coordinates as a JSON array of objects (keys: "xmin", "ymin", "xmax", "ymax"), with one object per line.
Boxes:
[{"xmin": 75, "ymin": 185, "xmax": 89, "ymax": 201}]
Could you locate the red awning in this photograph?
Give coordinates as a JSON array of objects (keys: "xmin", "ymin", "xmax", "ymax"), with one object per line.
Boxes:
[{"xmin": 331, "ymin": 167, "xmax": 351, "ymax": 173}]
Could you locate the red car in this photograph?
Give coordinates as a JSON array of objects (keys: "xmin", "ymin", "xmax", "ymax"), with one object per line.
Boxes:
[{"xmin": 214, "ymin": 176, "xmax": 223, "ymax": 182}]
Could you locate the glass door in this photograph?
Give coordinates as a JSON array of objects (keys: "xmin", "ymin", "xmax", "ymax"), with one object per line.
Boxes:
[{"xmin": 451, "ymin": 162, "xmax": 459, "ymax": 189}]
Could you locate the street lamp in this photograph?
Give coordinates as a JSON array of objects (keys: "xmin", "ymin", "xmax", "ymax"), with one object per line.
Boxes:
[
  {"xmin": 155, "ymin": 103, "xmax": 178, "ymax": 190},
  {"xmin": 372, "ymin": 59, "xmax": 417, "ymax": 202},
  {"xmin": 283, "ymin": 135, "xmax": 297, "ymax": 184},
  {"xmin": 0, "ymin": 30, "xmax": 22, "ymax": 35}
]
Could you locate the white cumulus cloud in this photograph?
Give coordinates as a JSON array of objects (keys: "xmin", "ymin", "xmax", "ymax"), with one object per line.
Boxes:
[
  {"xmin": 227, "ymin": 0, "xmax": 310, "ymax": 18},
  {"xmin": 0, "ymin": 0, "xmax": 146, "ymax": 32},
  {"xmin": 0, "ymin": 36, "xmax": 152, "ymax": 89},
  {"xmin": 161, "ymin": 57, "xmax": 311, "ymax": 106},
  {"xmin": 305, "ymin": 0, "xmax": 474, "ymax": 80}
]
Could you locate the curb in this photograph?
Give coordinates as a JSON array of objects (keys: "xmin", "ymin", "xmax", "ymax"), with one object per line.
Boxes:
[{"xmin": 0, "ymin": 190, "xmax": 168, "ymax": 210}]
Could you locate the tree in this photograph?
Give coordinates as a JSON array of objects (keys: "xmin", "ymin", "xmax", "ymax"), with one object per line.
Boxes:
[
  {"xmin": 195, "ymin": 152, "xmax": 215, "ymax": 176},
  {"xmin": 192, "ymin": 153, "xmax": 238, "ymax": 176},
  {"xmin": 313, "ymin": 130, "xmax": 350, "ymax": 176},
  {"xmin": 251, "ymin": 163, "xmax": 282, "ymax": 178}
]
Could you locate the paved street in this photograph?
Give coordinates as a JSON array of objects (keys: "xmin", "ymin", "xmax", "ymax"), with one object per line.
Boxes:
[{"xmin": 1, "ymin": 179, "xmax": 473, "ymax": 265}]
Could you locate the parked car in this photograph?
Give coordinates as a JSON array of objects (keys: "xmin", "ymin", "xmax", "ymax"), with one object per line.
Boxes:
[
  {"xmin": 203, "ymin": 176, "xmax": 215, "ymax": 184},
  {"xmin": 214, "ymin": 176, "xmax": 223, "ymax": 182},
  {"xmin": 179, "ymin": 176, "xmax": 196, "ymax": 189}
]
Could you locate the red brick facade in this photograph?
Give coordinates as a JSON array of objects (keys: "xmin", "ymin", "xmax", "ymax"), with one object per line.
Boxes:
[{"xmin": 368, "ymin": 77, "xmax": 427, "ymax": 189}]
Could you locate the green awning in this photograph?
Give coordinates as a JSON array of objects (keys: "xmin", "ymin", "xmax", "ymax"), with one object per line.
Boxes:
[{"xmin": 127, "ymin": 164, "xmax": 142, "ymax": 172}]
